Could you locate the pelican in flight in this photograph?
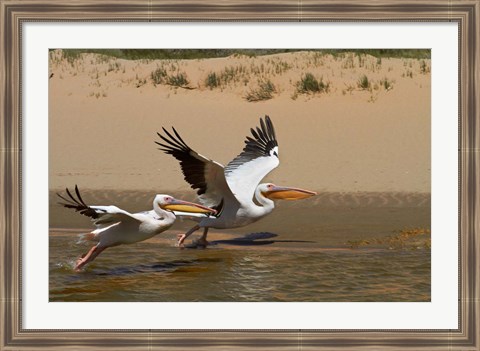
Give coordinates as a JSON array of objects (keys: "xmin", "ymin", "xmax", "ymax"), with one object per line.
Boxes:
[
  {"xmin": 57, "ymin": 185, "xmax": 216, "ymax": 271},
  {"xmin": 156, "ymin": 115, "xmax": 316, "ymax": 247}
]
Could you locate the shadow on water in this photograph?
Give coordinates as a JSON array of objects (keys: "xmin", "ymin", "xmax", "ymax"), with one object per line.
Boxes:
[
  {"xmin": 89, "ymin": 257, "xmax": 223, "ymax": 277},
  {"xmin": 196, "ymin": 232, "xmax": 316, "ymax": 247}
]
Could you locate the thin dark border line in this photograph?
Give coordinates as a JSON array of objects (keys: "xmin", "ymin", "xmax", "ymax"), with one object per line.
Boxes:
[
  {"xmin": 23, "ymin": 21, "xmax": 443, "ymax": 332},
  {"xmin": 17, "ymin": 18, "xmax": 461, "ymax": 22},
  {"xmin": 457, "ymin": 13, "xmax": 462, "ymax": 335},
  {"xmin": 18, "ymin": 11, "xmax": 24, "ymax": 339}
]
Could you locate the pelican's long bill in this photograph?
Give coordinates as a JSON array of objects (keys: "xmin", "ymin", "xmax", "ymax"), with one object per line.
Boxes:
[
  {"xmin": 162, "ymin": 198, "xmax": 217, "ymax": 215},
  {"xmin": 263, "ymin": 186, "xmax": 317, "ymax": 201}
]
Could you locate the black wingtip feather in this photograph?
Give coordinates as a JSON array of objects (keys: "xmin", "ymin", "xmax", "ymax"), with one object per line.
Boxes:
[
  {"xmin": 160, "ymin": 128, "xmax": 187, "ymax": 150},
  {"xmin": 57, "ymin": 185, "xmax": 99, "ymax": 219},
  {"xmin": 56, "ymin": 192, "xmax": 73, "ymax": 205},
  {"xmin": 172, "ymin": 127, "xmax": 189, "ymax": 148},
  {"xmin": 225, "ymin": 115, "xmax": 278, "ymax": 174},
  {"xmin": 265, "ymin": 115, "xmax": 276, "ymax": 139},
  {"xmin": 250, "ymin": 128, "xmax": 260, "ymax": 141},
  {"xmin": 74, "ymin": 184, "xmax": 86, "ymax": 207},
  {"xmin": 260, "ymin": 118, "xmax": 267, "ymax": 135},
  {"xmin": 156, "ymin": 127, "xmax": 211, "ymax": 197}
]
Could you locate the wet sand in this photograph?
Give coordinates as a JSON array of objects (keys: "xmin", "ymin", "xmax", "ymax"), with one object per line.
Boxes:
[{"xmin": 50, "ymin": 189, "xmax": 430, "ymax": 241}]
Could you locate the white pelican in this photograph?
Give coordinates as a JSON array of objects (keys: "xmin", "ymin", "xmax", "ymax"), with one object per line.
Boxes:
[
  {"xmin": 155, "ymin": 115, "xmax": 316, "ymax": 247},
  {"xmin": 57, "ymin": 185, "xmax": 216, "ymax": 270}
]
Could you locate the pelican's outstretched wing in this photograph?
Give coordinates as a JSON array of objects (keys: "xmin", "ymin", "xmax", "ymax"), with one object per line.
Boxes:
[
  {"xmin": 155, "ymin": 127, "xmax": 237, "ymax": 211},
  {"xmin": 57, "ymin": 185, "xmax": 140, "ymax": 228},
  {"xmin": 224, "ymin": 115, "xmax": 279, "ymax": 204}
]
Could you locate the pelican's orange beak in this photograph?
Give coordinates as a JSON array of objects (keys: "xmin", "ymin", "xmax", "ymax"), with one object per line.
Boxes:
[
  {"xmin": 263, "ymin": 186, "xmax": 317, "ymax": 201},
  {"xmin": 163, "ymin": 199, "xmax": 217, "ymax": 215}
]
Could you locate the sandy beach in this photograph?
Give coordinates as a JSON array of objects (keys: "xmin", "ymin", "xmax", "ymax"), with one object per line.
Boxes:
[{"xmin": 49, "ymin": 50, "xmax": 431, "ymax": 194}]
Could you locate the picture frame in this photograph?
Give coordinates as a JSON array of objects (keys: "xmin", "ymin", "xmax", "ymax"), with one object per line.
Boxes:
[{"xmin": 1, "ymin": 0, "xmax": 478, "ymax": 349}]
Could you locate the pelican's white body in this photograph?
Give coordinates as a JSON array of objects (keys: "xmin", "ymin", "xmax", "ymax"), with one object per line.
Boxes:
[
  {"xmin": 195, "ymin": 186, "xmax": 276, "ymax": 229},
  {"xmin": 85, "ymin": 206, "xmax": 176, "ymax": 248},
  {"xmin": 59, "ymin": 187, "xmax": 216, "ymax": 270},
  {"xmin": 175, "ymin": 143, "xmax": 280, "ymax": 230}
]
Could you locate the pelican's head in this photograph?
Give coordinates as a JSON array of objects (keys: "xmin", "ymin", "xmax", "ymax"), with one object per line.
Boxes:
[
  {"xmin": 154, "ymin": 195, "xmax": 217, "ymax": 215},
  {"xmin": 259, "ymin": 183, "xmax": 317, "ymax": 201}
]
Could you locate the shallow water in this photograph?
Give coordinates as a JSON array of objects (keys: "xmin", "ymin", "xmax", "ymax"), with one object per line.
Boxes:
[{"xmin": 49, "ymin": 191, "xmax": 430, "ymax": 302}]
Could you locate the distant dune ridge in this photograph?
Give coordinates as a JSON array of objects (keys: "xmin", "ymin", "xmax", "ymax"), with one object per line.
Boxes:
[{"xmin": 49, "ymin": 50, "xmax": 431, "ymax": 194}]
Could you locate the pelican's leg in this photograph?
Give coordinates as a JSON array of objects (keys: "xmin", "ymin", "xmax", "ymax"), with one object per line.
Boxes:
[
  {"xmin": 75, "ymin": 245, "xmax": 106, "ymax": 271},
  {"xmin": 197, "ymin": 227, "xmax": 210, "ymax": 247},
  {"xmin": 177, "ymin": 225, "xmax": 200, "ymax": 247}
]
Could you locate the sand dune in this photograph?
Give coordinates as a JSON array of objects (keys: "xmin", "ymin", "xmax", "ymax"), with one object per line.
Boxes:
[{"xmin": 49, "ymin": 50, "xmax": 430, "ymax": 193}]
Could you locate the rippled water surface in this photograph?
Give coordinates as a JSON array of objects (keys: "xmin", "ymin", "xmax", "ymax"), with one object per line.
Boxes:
[{"xmin": 49, "ymin": 191, "xmax": 430, "ymax": 302}]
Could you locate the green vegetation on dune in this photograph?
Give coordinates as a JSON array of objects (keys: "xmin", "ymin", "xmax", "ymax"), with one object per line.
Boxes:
[
  {"xmin": 51, "ymin": 48, "xmax": 431, "ymax": 61},
  {"xmin": 49, "ymin": 48, "xmax": 430, "ymax": 103},
  {"xmin": 245, "ymin": 79, "xmax": 276, "ymax": 102},
  {"xmin": 318, "ymin": 49, "xmax": 430, "ymax": 60},
  {"xmin": 296, "ymin": 73, "xmax": 330, "ymax": 94}
]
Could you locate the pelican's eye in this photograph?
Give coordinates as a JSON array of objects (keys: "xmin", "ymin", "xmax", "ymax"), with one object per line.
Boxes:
[{"xmin": 273, "ymin": 151, "xmax": 278, "ymax": 157}]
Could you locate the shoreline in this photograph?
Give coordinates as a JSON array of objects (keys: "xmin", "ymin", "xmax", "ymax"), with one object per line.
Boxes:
[{"xmin": 50, "ymin": 189, "xmax": 431, "ymax": 207}]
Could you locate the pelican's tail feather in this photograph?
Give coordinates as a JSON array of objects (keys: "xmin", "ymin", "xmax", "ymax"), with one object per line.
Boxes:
[{"xmin": 76, "ymin": 232, "xmax": 97, "ymax": 244}]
